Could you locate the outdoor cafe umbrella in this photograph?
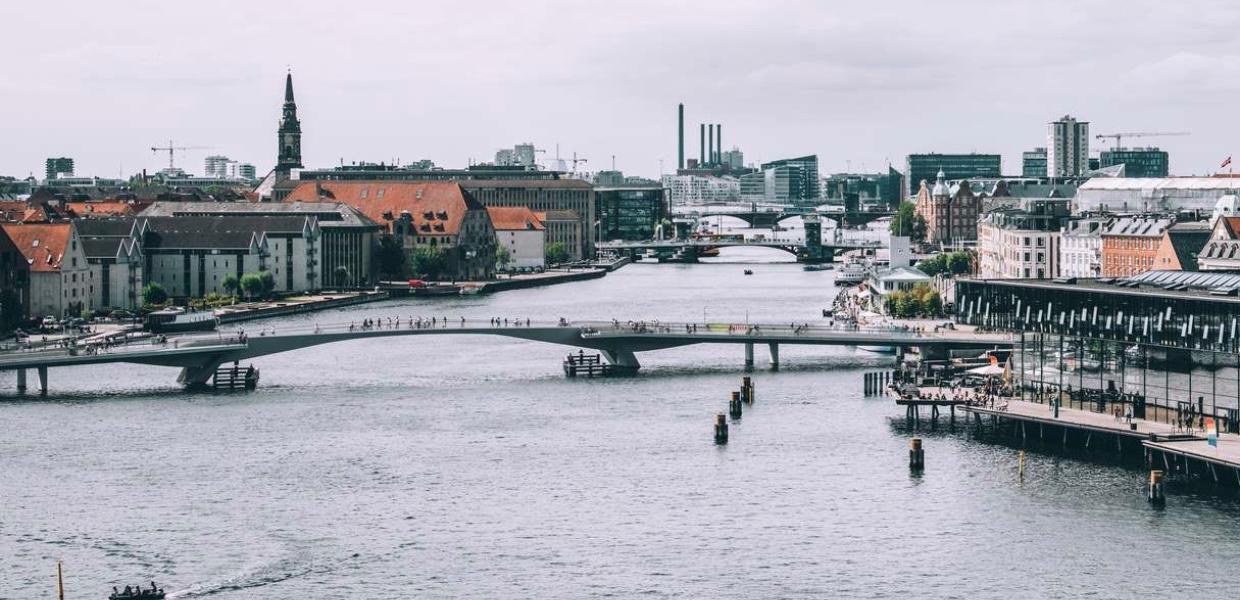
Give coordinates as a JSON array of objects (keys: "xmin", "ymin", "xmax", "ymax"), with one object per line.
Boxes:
[{"xmin": 968, "ymin": 363, "xmax": 1005, "ymax": 377}]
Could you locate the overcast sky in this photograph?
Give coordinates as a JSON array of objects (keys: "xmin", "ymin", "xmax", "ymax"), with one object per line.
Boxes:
[{"xmin": 5, "ymin": 0, "xmax": 1240, "ymax": 180}]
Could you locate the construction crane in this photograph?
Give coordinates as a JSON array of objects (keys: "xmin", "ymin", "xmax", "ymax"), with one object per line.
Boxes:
[
  {"xmin": 150, "ymin": 140, "xmax": 211, "ymax": 170},
  {"xmin": 1094, "ymin": 131, "xmax": 1189, "ymax": 151},
  {"xmin": 570, "ymin": 152, "xmax": 588, "ymax": 173}
]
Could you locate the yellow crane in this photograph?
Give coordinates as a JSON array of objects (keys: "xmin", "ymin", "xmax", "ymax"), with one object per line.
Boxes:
[{"xmin": 1094, "ymin": 131, "xmax": 1189, "ymax": 151}]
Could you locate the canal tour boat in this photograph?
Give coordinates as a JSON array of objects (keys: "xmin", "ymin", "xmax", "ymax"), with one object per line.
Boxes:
[
  {"xmin": 834, "ymin": 256, "xmax": 868, "ymax": 285},
  {"xmin": 144, "ymin": 307, "xmax": 219, "ymax": 334}
]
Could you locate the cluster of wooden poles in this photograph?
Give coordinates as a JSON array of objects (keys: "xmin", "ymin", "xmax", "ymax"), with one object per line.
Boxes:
[{"xmin": 715, "ymin": 376, "xmax": 756, "ymax": 445}]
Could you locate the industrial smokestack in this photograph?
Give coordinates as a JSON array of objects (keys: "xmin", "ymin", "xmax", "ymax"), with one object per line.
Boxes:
[
  {"xmin": 707, "ymin": 125, "xmax": 714, "ymax": 167},
  {"xmin": 700, "ymin": 124, "xmax": 706, "ymax": 165},
  {"xmin": 677, "ymin": 104, "xmax": 685, "ymax": 170},
  {"xmin": 716, "ymin": 124, "xmax": 722, "ymax": 165}
]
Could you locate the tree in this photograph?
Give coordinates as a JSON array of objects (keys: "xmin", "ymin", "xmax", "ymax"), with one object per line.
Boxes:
[
  {"xmin": 410, "ymin": 246, "xmax": 448, "ymax": 280},
  {"xmin": 240, "ymin": 273, "xmax": 264, "ymax": 299},
  {"xmin": 142, "ymin": 283, "xmax": 168, "ymax": 306},
  {"xmin": 545, "ymin": 241, "xmax": 570, "ymax": 265},
  {"xmin": 948, "ymin": 250, "xmax": 974, "ymax": 275},
  {"xmin": 333, "ymin": 266, "xmax": 350, "ymax": 288},
  {"xmin": 495, "ymin": 245, "xmax": 511, "ymax": 273},
  {"xmin": 376, "ymin": 235, "xmax": 407, "ymax": 279},
  {"xmin": 922, "ymin": 291, "xmax": 943, "ymax": 316},
  {"xmin": 221, "ymin": 275, "xmax": 239, "ymax": 297},
  {"xmin": 894, "ymin": 292, "xmax": 919, "ymax": 318},
  {"xmin": 258, "ymin": 270, "xmax": 276, "ymax": 297},
  {"xmin": 917, "ymin": 254, "xmax": 949, "ymax": 277},
  {"xmin": 890, "ymin": 201, "xmax": 926, "ymax": 242}
]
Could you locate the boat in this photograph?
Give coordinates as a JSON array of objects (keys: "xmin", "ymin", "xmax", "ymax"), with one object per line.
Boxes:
[
  {"xmin": 743, "ymin": 269, "xmax": 754, "ymax": 275},
  {"xmin": 144, "ymin": 307, "xmax": 218, "ymax": 333},
  {"xmin": 858, "ymin": 345, "xmax": 898, "ymax": 354},
  {"xmin": 459, "ymin": 284, "xmax": 483, "ymax": 295},
  {"xmin": 412, "ymin": 283, "xmax": 461, "ymax": 296},
  {"xmin": 803, "ymin": 264, "xmax": 834, "ymax": 272},
  {"xmin": 108, "ymin": 583, "xmax": 165, "ymax": 600},
  {"xmin": 834, "ymin": 256, "xmax": 868, "ymax": 285}
]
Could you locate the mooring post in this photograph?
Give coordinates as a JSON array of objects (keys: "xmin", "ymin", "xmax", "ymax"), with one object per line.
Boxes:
[
  {"xmin": 1148, "ymin": 469, "xmax": 1166, "ymax": 506},
  {"xmin": 16, "ymin": 368, "xmax": 26, "ymax": 392},
  {"xmin": 729, "ymin": 391, "xmax": 742, "ymax": 420},
  {"xmin": 1018, "ymin": 450, "xmax": 1025, "ymax": 481},
  {"xmin": 744, "ymin": 342, "xmax": 754, "ymax": 372},
  {"xmin": 714, "ymin": 413, "xmax": 728, "ymax": 445},
  {"xmin": 909, "ymin": 437, "xmax": 925, "ymax": 471},
  {"xmin": 742, "ymin": 376, "xmax": 753, "ymax": 404}
]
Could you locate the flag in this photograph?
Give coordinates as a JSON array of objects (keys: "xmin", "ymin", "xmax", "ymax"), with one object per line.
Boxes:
[{"xmin": 1222, "ymin": 156, "xmax": 1233, "ymax": 169}]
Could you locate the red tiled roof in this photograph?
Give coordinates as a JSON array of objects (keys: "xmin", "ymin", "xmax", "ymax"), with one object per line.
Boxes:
[
  {"xmin": 65, "ymin": 202, "xmax": 136, "ymax": 218},
  {"xmin": 1221, "ymin": 216, "xmax": 1240, "ymax": 239},
  {"xmin": 283, "ymin": 181, "xmax": 482, "ymax": 236},
  {"xmin": 1, "ymin": 222, "xmax": 72, "ymax": 272},
  {"xmin": 486, "ymin": 206, "xmax": 544, "ymax": 231},
  {"xmin": 0, "ymin": 201, "xmax": 28, "ymax": 222}
]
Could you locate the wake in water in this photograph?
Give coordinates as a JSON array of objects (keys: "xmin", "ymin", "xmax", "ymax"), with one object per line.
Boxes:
[{"xmin": 168, "ymin": 551, "xmax": 359, "ymax": 598}]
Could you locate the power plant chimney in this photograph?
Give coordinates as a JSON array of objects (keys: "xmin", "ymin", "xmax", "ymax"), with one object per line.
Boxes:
[
  {"xmin": 677, "ymin": 103, "xmax": 685, "ymax": 170},
  {"xmin": 715, "ymin": 124, "xmax": 722, "ymax": 165},
  {"xmin": 700, "ymin": 124, "xmax": 706, "ymax": 165},
  {"xmin": 707, "ymin": 125, "xmax": 714, "ymax": 167}
]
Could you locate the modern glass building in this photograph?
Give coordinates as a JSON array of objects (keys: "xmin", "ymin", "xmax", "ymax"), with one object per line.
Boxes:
[
  {"xmin": 1022, "ymin": 148, "xmax": 1047, "ymax": 178},
  {"xmin": 760, "ymin": 155, "xmax": 819, "ymax": 205},
  {"xmin": 595, "ymin": 185, "xmax": 668, "ymax": 241},
  {"xmin": 905, "ymin": 153, "xmax": 1001, "ymax": 195},
  {"xmin": 1100, "ymin": 148, "xmax": 1169, "ymax": 178}
]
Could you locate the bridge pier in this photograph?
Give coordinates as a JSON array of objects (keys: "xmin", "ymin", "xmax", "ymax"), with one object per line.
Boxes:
[
  {"xmin": 768, "ymin": 343, "xmax": 780, "ymax": 371},
  {"xmin": 744, "ymin": 343, "xmax": 754, "ymax": 371},
  {"xmin": 601, "ymin": 349, "xmax": 641, "ymax": 374},
  {"xmin": 177, "ymin": 360, "xmax": 224, "ymax": 388},
  {"xmin": 16, "ymin": 368, "xmax": 26, "ymax": 392},
  {"xmin": 36, "ymin": 366, "xmax": 47, "ymax": 394}
]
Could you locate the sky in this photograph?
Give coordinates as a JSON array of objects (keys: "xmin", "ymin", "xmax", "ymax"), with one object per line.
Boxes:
[{"xmin": 4, "ymin": 0, "xmax": 1240, "ymax": 180}]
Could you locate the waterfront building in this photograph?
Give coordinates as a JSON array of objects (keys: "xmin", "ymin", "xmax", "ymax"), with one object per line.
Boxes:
[
  {"xmin": 73, "ymin": 219, "xmax": 143, "ymax": 310},
  {"xmin": 534, "ymin": 210, "xmax": 582, "ymax": 262},
  {"xmin": 1058, "ymin": 216, "xmax": 1110, "ymax": 279},
  {"xmin": 1197, "ymin": 217, "xmax": 1240, "ymax": 271},
  {"xmin": 1100, "ymin": 147, "xmax": 1169, "ymax": 178},
  {"xmin": 662, "ymin": 174, "xmax": 740, "ymax": 206},
  {"xmin": 283, "ymin": 181, "xmax": 495, "ymax": 280},
  {"xmin": 487, "ymin": 206, "xmax": 545, "ymax": 270},
  {"xmin": 0, "ymin": 225, "xmax": 30, "ymax": 322},
  {"xmin": 914, "ymin": 169, "xmax": 981, "ymax": 245},
  {"xmin": 1073, "ymin": 177, "xmax": 1240, "ymax": 213},
  {"xmin": 905, "ymin": 153, "xmax": 1001, "ymax": 195},
  {"xmin": 737, "ymin": 173, "xmax": 764, "ymax": 203},
  {"xmin": 595, "ymin": 185, "xmax": 667, "ymax": 242},
  {"xmin": 1022, "ymin": 148, "xmax": 1047, "ymax": 178},
  {"xmin": 1, "ymin": 222, "xmax": 90, "ymax": 317},
  {"xmin": 44, "ymin": 157, "xmax": 74, "ymax": 182},
  {"xmin": 458, "ymin": 179, "xmax": 593, "ymax": 261},
  {"xmin": 867, "ymin": 265, "xmax": 932, "ymax": 314},
  {"xmin": 142, "ymin": 201, "xmax": 380, "ymax": 288},
  {"xmin": 1152, "ymin": 221, "xmax": 1210, "ymax": 271},
  {"xmin": 759, "ymin": 156, "xmax": 819, "ymax": 205},
  {"xmin": 823, "ymin": 168, "xmax": 904, "ymax": 209},
  {"xmin": 976, "ymin": 197, "xmax": 1070, "ymax": 279},
  {"xmin": 142, "ymin": 215, "xmax": 320, "ymax": 297},
  {"xmin": 1047, "ymin": 115, "xmax": 1090, "ymax": 177},
  {"xmin": 1100, "ymin": 215, "xmax": 1174, "ymax": 277}
]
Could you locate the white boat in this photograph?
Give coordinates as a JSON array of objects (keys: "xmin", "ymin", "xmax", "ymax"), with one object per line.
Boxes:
[
  {"xmin": 835, "ymin": 256, "xmax": 868, "ymax": 285},
  {"xmin": 144, "ymin": 307, "xmax": 219, "ymax": 333}
]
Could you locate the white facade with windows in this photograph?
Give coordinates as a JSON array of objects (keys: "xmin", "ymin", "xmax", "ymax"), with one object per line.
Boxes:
[
  {"xmin": 1058, "ymin": 217, "xmax": 1108, "ymax": 279},
  {"xmin": 978, "ymin": 222, "xmax": 1060, "ymax": 280},
  {"xmin": 661, "ymin": 174, "xmax": 740, "ymax": 206}
]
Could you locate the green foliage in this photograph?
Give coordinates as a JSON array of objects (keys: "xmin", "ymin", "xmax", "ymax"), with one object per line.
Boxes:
[
  {"xmin": 545, "ymin": 241, "xmax": 570, "ymax": 265},
  {"xmin": 884, "ymin": 283, "xmax": 945, "ymax": 318},
  {"xmin": 917, "ymin": 250, "xmax": 974, "ymax": 277},
  {"xmin": 410, "ymin": 246, "xmax": 448, "ymax": 280},
  {"xmin": 221, "ymin": 275, "xmax": 239, "ymax": 295},
  {"xmin": 239, "ymin": 273, "xmax": 264, "ymax": 299},
  {"xmin": 258, "ymin": 270, "xmax": 276, "ymax": 296},
  {"xmin": 495, "ymin": 245, "xmax": 511, "ymax": 271},
  {"xmin": 142, "ymin": 283, "xmax": 168, "ymax": 305},
  {"xmin": 376, "ymin": 235, "xmax": 407, "ymax": 279},
  {"xmin": 889, "ymin": 201, "xmax": 926, "ymax": 242}
]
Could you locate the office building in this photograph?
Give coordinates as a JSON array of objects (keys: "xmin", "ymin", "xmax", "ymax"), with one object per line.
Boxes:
[
  {"xmin": 1047, "ymin": 115, "xmax": 1090, "ymax": 177},
  {"xmin": 45, "ymin": 157, "xmax": 74, "ymax": 182},
  {"xmin": 759, "ymin": 156, "xmax": 819, "ymax": 205},
  {"xmin": 905, "ymin": 153, "xmax": 1001, "ymax": 195},
  {"xmin": 662, "ymin": 174, "xmax": 740, "ymax": 206},
  {"xmin": 595, "ymin": 185, "xmax": 667, "ymax": 241},
  {"xmin": 204, "ymin": 155, "xmax": 231, "ymax": 178},
  {"xmin": 1099, "ymin": 148, "xmax": 1169, "ymax": 178},
  {"xmin": 824, "ymin": 168, "xmax": 904, "ymax": 209},
  {"xmin": 1022, "ymin": 148, "xmax": 1047, "ymax": 178}
]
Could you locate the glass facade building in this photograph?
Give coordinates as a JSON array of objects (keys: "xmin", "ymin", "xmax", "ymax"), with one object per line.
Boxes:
[
  {"xmin": 595, "ymin": 186, "xmax": 668, "ymax": 241},
  {"xmin": 1100, "ymin": 148, "xmax": 1169, "ymax": 178},
  {"xmin": 905, "ymin": 153, "xmax": 1001, "ymax": 195},
  {"xmin": 760, "ymin": 155, "xmax": 819, "ymax": 205},
  {"xmin": 1022, "ymin": 148, "xmax": 1047, "ymax": 178}
]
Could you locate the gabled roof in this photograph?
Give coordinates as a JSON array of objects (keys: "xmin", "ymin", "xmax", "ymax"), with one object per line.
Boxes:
[
  {"xmin": 283, "ymin": 181, "xmax": 483, "ymax": 236},
  {"xmin": 1, "ymin": 222, "xmax": 73, "ymax": 272},
  {"xmin": 486, "ymin": 206, "xmax": 544, "ymax": 231},
  {"xmin": 65, "ymin": 201, "xmax": 137, "ymax": 218},
  {"xmin": 139, "ymin": 216, "xmax": 312, "ymax": 250},
  {"xmin": 1162, "ymin": 222, "xmax": 1211, "ymax": 272}
]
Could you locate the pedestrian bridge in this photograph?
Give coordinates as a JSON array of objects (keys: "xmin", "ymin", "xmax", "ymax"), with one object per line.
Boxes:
[{"xmin": 0, "ymin": 319, "xmax": 1013, "ymax": 392}]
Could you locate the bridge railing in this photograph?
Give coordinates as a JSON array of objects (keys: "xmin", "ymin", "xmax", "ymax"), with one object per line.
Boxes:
[{"xmin": 579, "ymin": 320, "xmax": 1013, "ymax": 343}]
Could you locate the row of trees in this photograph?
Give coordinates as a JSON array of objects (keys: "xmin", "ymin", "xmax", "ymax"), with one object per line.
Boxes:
[
  {"xmin": 884, "ymin": 283, "xmax": 944, "ymax": 318},
  {"xmin": 141, "ymin": 270, "xmax": 278, "ymax": 308},
  {"xmin": 917, "ymin": 250, "xmax": 974, "ymax": 277}
]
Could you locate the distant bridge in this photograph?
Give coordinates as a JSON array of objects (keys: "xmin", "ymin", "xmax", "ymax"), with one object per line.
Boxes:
[
  {"xmin": 0, "ymin": 320, "xmax": 1012, "ymax": 392},
  {"xmin": 595, "ymin": 237, "xmax": 884, "ymax": 262},
  {"xmin": 676, "ymin": 206, "xmax": 896, "ymax": 228}
]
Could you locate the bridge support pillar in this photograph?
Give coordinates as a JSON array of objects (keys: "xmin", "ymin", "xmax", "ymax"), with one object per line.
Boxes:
[
  {"xmin": 178, "ymin": 359, "xmax": 224, "ymax": 388},
  {"xmin": 744, "ymin": 343, "xmax": 754, "ymax": 372},
  {"xmin": 768, "ymin": 343, "xmax": 780, "ymax": 371},
  {"xmin": 600, "ymin": 349, "xmax": 641, "ymax": 374},
  {"xmin": 16, "ymin": 368, "xmax": 26, "ymax": 392},
  {"xmin": 36, "ymin": 366, "xmax": 47, "ymax": 394}
]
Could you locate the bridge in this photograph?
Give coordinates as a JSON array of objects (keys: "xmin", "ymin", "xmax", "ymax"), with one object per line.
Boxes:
[
  {"xmin": 676, "ymin": 206, "xmax": 896, "ymax": 229},
  {"xmin": 595, "ymin": 236, "xmax": 883, "ymax": 263},
  {"xmin": 0, "ymin": 319, "xmax": 1013, "ymax": 392}
]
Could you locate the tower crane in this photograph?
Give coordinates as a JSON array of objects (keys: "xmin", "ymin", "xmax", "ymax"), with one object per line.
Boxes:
[
  {"xmin": 570, "ymin": 152, "xmax": 588, "ymax": 173},
  {"xmin": 150, "ymin": 140, "xmax": 211, "ymax": 170},
  {"xmin": 1094, "ymin": 131, "xmax": 1189, "ymax": 151}
]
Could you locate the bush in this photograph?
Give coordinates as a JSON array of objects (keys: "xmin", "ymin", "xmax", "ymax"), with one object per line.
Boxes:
[
  {"xmin": 545, "ymin": 241, "xmax": 569, "ymax": 265},
  {"xmin": 410, "ymin": 246, "xmax": 448, "ymax": 280},
  {"xmin": 142, "ymin": 283, "xmax": 168, "ymax": 305},
  {"xmin": 240, "ymin": 273, "xmax": 264, "ymax": 299}
]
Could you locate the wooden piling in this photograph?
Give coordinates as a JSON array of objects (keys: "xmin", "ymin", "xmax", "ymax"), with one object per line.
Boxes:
[
  {"xmin": 729, "ymin": 391, "xmax": 743, "ymax": 420},
  {"xmin": 909, "ymin": 437, "xmax": 925, "ymax": 470},
  {"xmin": 1018, "ymin": 450, "xmax": 1025, "ymax": 481},
  {"xmin": 1148, "ymin": 469, "xmax": 1165, "ymax": 506},
  {"xmin": 742, "ymin": 376, "xmax": 754, "ymax": 404},
  {"xmin": 714, "ymin": 413, "xmax": 728, "ymax": 445}
]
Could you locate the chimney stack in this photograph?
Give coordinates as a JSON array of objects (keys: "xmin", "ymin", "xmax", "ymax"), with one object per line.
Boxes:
[
  {"xmin": 700, "ymin": 124, "xmax": 706, "ymax": 165},
  {"xmin": 707, "ymin": 125, "xmax": 714, "ymax": 167},
  {"xmin": 677, "ymin": 104, "xmax": 685, "ymax": 171},
  {"xmin": 716, "ymin": 124, "xmax": 722, "ymax": 165}
]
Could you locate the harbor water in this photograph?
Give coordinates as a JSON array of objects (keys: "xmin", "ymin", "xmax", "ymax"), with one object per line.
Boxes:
[{"xmin": 4, "ymin": 251, "xmax": 1240, "ymax": 598}]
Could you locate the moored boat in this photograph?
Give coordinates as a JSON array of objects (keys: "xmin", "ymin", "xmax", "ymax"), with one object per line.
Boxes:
[
  {"xmin": 834, "ymin": 256, "xmax": 867, "ymax": 285},
  {"xmin": 144, "ymin": 307, "xmax": 218, "ymax": 333}
]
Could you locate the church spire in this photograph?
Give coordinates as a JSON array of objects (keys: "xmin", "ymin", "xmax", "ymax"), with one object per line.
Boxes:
[
  {"xmin": 276, "ymin": 71, "xmax": 303, "ymax": 179},
  {"xmin": 284, "ymin": 71, "xmax": 295, "ymax": 103}
]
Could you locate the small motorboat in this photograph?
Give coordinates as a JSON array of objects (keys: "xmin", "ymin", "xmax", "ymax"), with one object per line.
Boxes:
[
  {"xmin": 803, "ymin": 263, "xmax": 834, "ymax": 272},
  {"xmin": 109, "ymin": 583, "xmax": 165, "ymax": 600},
  {"xmin": 743, "ymin": 269, "xmax": 754, "ymax": 275}
]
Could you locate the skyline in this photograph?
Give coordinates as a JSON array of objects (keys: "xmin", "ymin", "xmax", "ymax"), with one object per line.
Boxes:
[{"xmin": 6, "ymin": 0, "xmax": 1240, "ymax": 180}]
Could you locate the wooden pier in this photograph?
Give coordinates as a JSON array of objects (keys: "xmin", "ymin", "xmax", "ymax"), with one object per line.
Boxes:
[
  {"xmin": 562, "ymin": 352, "xmax": 635, "ymax": 378},
  {"xmin": 213, "ymin": 362, "xmax": 259, "ymax": 391},
  {"xmin": 889, "ymin": 386, "xmax": 968, "ymax": 424}
]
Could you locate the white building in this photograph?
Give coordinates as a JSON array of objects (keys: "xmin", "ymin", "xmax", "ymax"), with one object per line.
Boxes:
[
  {"xmin": 2, "ymin": 222, "xmax": 92, "ymax": 317},
  {"xmin": 75, "ymin": 219, "xmax": 145, "ymax": 310},
  {"xmin": 661, "ymin": 174, "xmax": 740, "ymax": 206},
  {"xmin": 1058, "ymin": 216, "xmax": 1109, "ymax": 279},
  {"xmin": 1074, "ymin": 178, "xmax": 1240, "ymax": 213},
  {"xmin": 487, "ymin": 206, "xmax": 545, "ymax": 270},
  {"xmin": 977, "ymin": 199, "xmax": 1070, "ymax": 279},
  {"xmin": 1047, "ymin": 115, "xmax": 1089, "ymax": 177}
]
